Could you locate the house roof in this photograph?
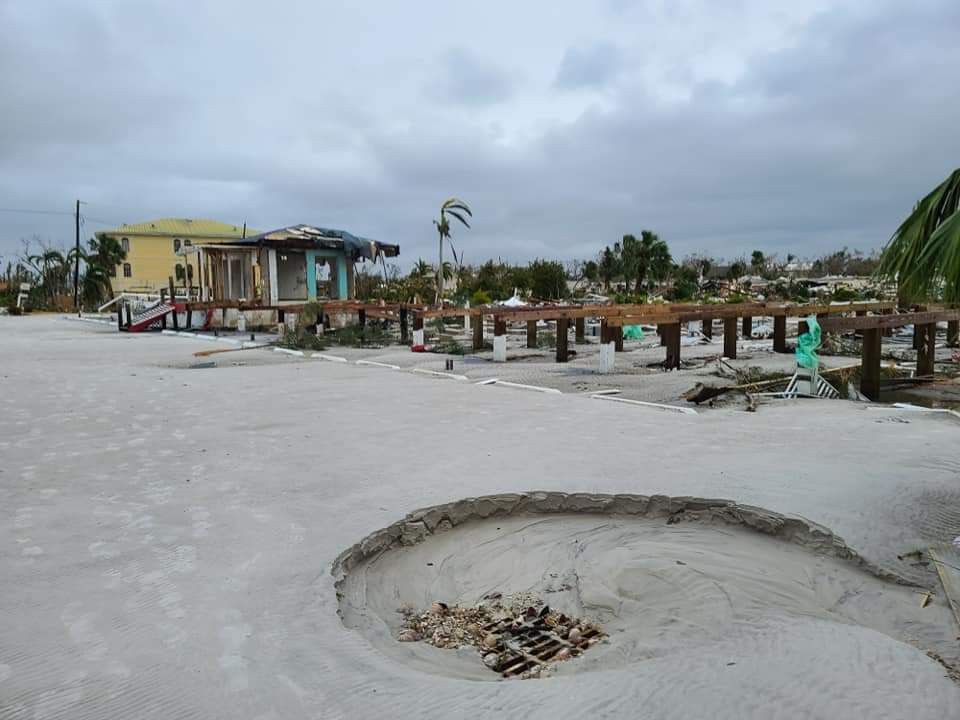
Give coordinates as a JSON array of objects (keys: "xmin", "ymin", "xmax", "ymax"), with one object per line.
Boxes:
[
  {"xmin": 96, "ymin": 218, "xmax": 257, "ymax": 239},
  {"xmin": 222, "ymin": 224, "xmax": 400, "ymax": 260}
]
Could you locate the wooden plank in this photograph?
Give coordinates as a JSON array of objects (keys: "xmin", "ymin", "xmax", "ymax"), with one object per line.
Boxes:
[
  {"xmin": 930, "ymin": 546, "xmax": 960, "ymax": 632},
  {"xmin": 527, "ymin": 320, "xmax": 538, "ymax": 349},
  {"xmin": 614, "ymin": 326, "xmax": 624, "ymax": 352},
  {"xmin": 860, "ymin": 328, "xmax": 881, "ymax": 401},
  {"xmin": 575, "ymin": 317, "xmax": 585, "ymax": 343},
  {"xmin": 948, "ymin": 320, "xmax": 959, "ymax": 348},
  {"xmin": 742, "ymin": 315, "xmax": 752, "ymax": 339},
  {"xmin": 723, "ymin": 317, "xmax": 738, "ymax": 359},
  {"xmin": 701, "ymin": 316, "xmax": 712, "ymax": 339},
  {"xmin": 400, "ymin": 308, "xmax": 409, "ymax": 343}
]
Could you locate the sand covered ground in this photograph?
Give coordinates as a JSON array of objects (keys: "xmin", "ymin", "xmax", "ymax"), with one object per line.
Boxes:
[{"xmin": 1, "ymin": 315, "xmax": 959, "ymax": 719}]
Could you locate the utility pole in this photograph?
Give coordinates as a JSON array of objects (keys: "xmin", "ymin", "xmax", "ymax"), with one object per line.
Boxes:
[{"xmin": 73, "ymin": 199, "xmax": 80, "ymax": 313}]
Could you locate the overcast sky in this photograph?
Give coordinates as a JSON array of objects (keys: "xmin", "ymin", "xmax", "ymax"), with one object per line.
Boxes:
[{"xmin": 2, "ymin": 0, "xmax": 959, "ymax": 269}]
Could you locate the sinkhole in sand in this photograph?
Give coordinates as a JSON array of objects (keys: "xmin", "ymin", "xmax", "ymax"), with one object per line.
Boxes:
[{"xmin": 333, "ymin": 492, "xmax": 949, "ymax": 681}]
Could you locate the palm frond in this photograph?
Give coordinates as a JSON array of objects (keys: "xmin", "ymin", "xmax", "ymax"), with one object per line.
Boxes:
[
  {"xmin": 445, "ymin": 210, "xmax": 471, "ymax": 228},
  {"xmin": 442, "ymin": 198, "xmax": 472, "ymax": 216},
  {"xmin": 878, "ymin": 168, "xmax": 960, "ymax": 302}
]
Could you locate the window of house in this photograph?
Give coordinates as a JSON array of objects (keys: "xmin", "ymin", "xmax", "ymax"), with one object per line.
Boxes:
[
  {"xmin": 186, "ymin": 264, "xmax": 194, "ymax": 280},
  {"xmin": 121, "ymin": 237, "xmax": 129, "ymax": 252},
  {"xmin": 183, "ymin": 239, "xmax": 192, "ymax": 247},
  {"xmin": 175, "ymin": 264, "xmax": 185, "ymax": 281},
  {"xmin": 123, "ymin": 263, "xmax": 132, "ymax": 278},
  {"xmin": 109, "ymin": 265, "xmax": 117, "ymax": 277},
  {"xmin": 173, "ymin": 238, "xmax": 181, "ymax": 252}
]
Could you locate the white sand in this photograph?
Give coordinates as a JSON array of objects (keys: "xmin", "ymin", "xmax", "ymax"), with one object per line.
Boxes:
[
  {"xmin": 1, "ymin": 315, "xmax": 959, "ymax": 719},
  {"xmin": 341, "ymin": 512, "xmax": 958, "ymax": 686}
]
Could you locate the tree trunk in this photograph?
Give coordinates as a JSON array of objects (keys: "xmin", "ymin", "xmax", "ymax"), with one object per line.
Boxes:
[{"xmin": 436, "ymin": 230, "xmax": 444, "ymax": 304}]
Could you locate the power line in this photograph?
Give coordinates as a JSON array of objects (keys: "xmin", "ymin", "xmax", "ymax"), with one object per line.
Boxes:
[{"xmin": 0, "ymin": 207, "xmax": 76, "ymax": 217}]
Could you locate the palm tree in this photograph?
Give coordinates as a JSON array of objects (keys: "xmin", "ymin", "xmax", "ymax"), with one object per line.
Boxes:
[
  {"xmin": 433, "ymin": 198, "xmax": 472, "ymax": 303},
  {"xmin": 639, "ymin": 230, "xmax": 672, "ymax": 293},
  {"xmin": 878, "ymin": 168, "xmax": 960, "ymax": 303}
]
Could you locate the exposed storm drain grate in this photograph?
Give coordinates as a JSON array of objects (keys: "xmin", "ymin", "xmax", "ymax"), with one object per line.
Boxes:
[
  {"xmin": 481, "ymin": 612, "xmax": 605, "ymax": 678},
  {"xmin": 398, "ymin": 595, "xmax": 606, "ymax": 679}
]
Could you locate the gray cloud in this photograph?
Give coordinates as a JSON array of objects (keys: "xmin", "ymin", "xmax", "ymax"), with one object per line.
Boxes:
[
  {"xmin": 553, "ymin": 43, "xmax": 622, "ymax": 90},
  {"xmin": 425, "ymin": 48, "xmax": 514, "ymax": 107},
  {"xmin": 1, "ymin": 1, "xmax": 959, "ymax": 271}
]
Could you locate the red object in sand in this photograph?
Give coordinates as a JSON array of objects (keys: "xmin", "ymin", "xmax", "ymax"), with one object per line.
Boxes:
[{"xmin": 411, "ymin": 344, "xmax": 427, "ymax": 352}]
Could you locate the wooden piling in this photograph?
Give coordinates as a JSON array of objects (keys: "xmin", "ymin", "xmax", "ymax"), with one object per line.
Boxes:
[
  {"xmin": 798, "ymin": 319, "xmax": 808, "ymax": 337},
  {"xmin": 665, "ymin": 322, "xmax": 681, "ymax": 369},
  {"xmin": 413, "ymin": 315, "xmax": 424, "ymax": 331},
  {"xmin": 773, "ymin": 315, "xmax": 787, "ymax": 353},
  {"xmin": 948, "ymin": 320, "xmax": 959, "ymax": 347},
  {"xmin": 600, "ymin": 318, "xmax": 611, "ymax": 344},
  {"xmin": 124, "ymin": 302, "xmax": 132, "ymax": 328},
  {"xmin": 701, "ymin": 317, "xmax": 712, "ymax": 339},
  {"xmin": 117, "ymin": 301, "xmax": 125, "ymax": 331},
  {"xmin": 742, "ymin": 316, "xmax": 752, "ymax": 339},
  {"xmin": 614, "ymin": 326, "xmax": 624, "ymax": 352},
  {"xmin": 556, "ymin": 318, "xmax": 569, "ymax": 362},
  {"xmin": 917, "ymin": 323, "xmax": 936, "ymax": 377},
  {"xmin": 913, "ymin": 322, "xmax": 922, "ymax": 350},
  {"xmin": 575, "ymin": 317, "xmax": 585, "ymax": 343},
  {"xmin": 723, "ymin": 317, "xmax": 738, "ymax": 359},
  {"xmin": 400, "ymin": 308, "xmax": 409, "ymax": 343},
  {"xmin": 472, "ymin": 313, "xmax": 483, "ymax": 350},
  {"xmin": 860, "ymin": 327, "xmax": 882, "ymax": 401},
  {"xmin": 168, "ymin": 276, "xmax": 179, "ymax": 330},
  {"xmin": 527, "ymin": 320, "xmax": 538, "ymax": 349},
  {"xmin": 658, "ymin": 324, "xmax": 667, "ymax": 346}
]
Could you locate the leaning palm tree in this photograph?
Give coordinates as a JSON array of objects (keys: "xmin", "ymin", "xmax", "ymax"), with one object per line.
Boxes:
[
  {"xmin": 433, "ymin": 198, "xmax": 472, "ymax": 304},
  {"xmin": 878, "ymin": 168, "xmax": 960, "ymax": 303}
]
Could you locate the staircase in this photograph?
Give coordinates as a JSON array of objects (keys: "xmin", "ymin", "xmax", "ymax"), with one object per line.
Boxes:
[{"xmin": 124, "ymin": 302, "xmax": 176, "ymax": 332}]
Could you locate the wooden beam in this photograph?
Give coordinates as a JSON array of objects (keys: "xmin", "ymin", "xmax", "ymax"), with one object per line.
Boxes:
[
  {"xmin": 742, "ymin": 315, "xmax": 752, "ymax": 339},
  {"xmin": 773, "ymin": 315, "xmax": 787, "ymax": 353},
  {"xmin": 948, "ymin": 319, "xmax": 959, "ymax": 348},
  {"xmin": 819, "ymin": 310, "xmax": 960, "ymax": 333},
  {"xmin": 556, "ymin": 318, "xmax": 569, "ymax": 362},
  {"xmin": 413, "ymin": 315, "xmax": 424, "ymax": 331},
  {"xmin": 860, "ymin": 327, "xmax": 882, "ymax": 401},
  {"xmin": 723, "ymin": 317, "xmax": 737, "ymax": 359},
  {"xmin": 400, "ymin": 308, "xmax": 408, "ymax": 343},
  {"xmin": 527, "ymin": 320, "xmax": 538, "ymax": 349},
  {"xmin": 494, "ymin": 318, "xmax": 506, "ymax": 336},
  {"xmin": 473, "ymin": 314, "xmax": 484, "ymax": 350},
  {"xmin": 614, "ymin": 325, "xmax": 624, "ymax": 352},
  {"xmin": 574, "ymin": 317, "xmax": 585, "ymax": 343}
]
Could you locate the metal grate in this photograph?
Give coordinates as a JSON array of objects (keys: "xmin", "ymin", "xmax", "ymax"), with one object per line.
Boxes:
[{"xmin": 480, "ymin": 613, "xmax": 605, "ymax": 678}]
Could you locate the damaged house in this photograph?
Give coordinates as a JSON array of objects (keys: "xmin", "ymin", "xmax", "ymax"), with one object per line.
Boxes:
[{"xmin": 183, "ymin": 224, "xmax": 399, "ymax": 304}]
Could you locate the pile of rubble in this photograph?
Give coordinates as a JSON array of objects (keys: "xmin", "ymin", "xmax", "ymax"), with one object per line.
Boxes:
[{"xmin": 397, "ymin": 592, "xmax": 605, "ymax": 679}]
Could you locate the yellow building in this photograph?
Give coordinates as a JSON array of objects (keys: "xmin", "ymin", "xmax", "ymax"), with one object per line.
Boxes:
[{"xmin": 95, "ymin": 218, "xmax": 257, "ymax": 293}]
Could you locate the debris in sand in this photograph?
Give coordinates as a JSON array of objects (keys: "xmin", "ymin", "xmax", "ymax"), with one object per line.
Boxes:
[{"xmin": 397, "ymin": 593, "xmax": 605, "ymax": 678}]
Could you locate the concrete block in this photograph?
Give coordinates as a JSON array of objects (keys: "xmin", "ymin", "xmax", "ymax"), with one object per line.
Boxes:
[
  {"xmin": 598, "ymin": 341, "xmax": 616, "ymax": 374},
  {"xmin": 493, "ymin": 335, "xmax": 507, "ymax": 362}
]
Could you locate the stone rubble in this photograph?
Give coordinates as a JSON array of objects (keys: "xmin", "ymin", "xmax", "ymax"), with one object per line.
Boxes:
[{"xmin": 397, "ymin": 593, "xmax": 604, "ymax": 678}]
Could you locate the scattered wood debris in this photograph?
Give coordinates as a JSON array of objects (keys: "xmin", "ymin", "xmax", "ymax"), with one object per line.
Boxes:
[{"xmin": 397, "ymin": 592, "xmax": 605, "ymax": 679}]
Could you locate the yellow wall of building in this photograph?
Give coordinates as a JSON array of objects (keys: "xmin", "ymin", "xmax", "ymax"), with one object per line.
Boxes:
[{"xmin": 104, "ymin": 233, "xmax": 218, "ymax": 293}]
